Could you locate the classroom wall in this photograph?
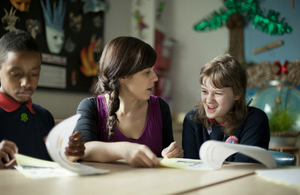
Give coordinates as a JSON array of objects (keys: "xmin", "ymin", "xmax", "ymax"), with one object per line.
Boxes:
[
  {"xmin": 130, "ymin": 0, "xmax": 156, "ymax": 47},
  {"xmin": 32, "ymin": 0, "xmax": 131, "ymax": 119},
  {"xmin": 163, "ymin": 0, "xmax": 229, "ymax": 113},
  {"xmin": 32, "ymin": 0, "xmax": 229, "ymax": 118},
  {"xmin": 162, "ymin": 0, "xmax": 300, "ymax": 114},
  {"xmin": 244, "ymin": 0, "xmax": 300, "ymax": 63},
  {"xmin": 33, "ymin": 0, "xmax": 300, "ymax": 119}
]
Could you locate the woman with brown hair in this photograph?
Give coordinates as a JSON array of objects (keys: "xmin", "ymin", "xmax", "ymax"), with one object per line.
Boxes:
[
  {"xmin": 74, "ymin": 36, "xmax": 183, "ymax": 167},
  {"xmin": 182, "ymin": 54, "xmax": 270, "ymax": 162}
]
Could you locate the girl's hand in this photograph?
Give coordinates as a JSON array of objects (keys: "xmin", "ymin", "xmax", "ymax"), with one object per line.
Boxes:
[
  {"xmin": 65, "ymin": 131, "xmax": 86, "ymax": 162},
  {"xmin": 161, "ymin": 141, "xmax": 184, "ymax": 158},
  {"xmin": 122, "ymin": 143, "xmax": 159, "ymax": 167}
]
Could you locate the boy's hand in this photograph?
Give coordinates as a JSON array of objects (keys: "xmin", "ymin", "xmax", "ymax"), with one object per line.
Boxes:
[
  {"xmin": 161, "ymin": 141, "xmax": 184, "ymax": 158},
  {"xmin": 65, "ymin": 131, "xmax": 85, "ymax": 162},
  {"xmin": 0, "ymin": 140, "xmax": 18, "ymax": 169}
]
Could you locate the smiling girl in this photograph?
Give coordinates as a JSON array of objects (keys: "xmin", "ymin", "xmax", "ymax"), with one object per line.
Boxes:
[
  {"xmin": 74, "ymin": 37, "xmax": 183, "ymax": 167},
  {"xmin": 182, "ymin": 54, "xmax": 270, "ymax": 162}
]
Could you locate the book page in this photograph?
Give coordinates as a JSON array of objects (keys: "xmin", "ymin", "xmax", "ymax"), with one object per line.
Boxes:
[
  {"xmin": 199, "ymin": 140, "xmax": 277, "ymax": 169},
  {"xmin": 15, "ymin": 114, "xmax": 109, "ymax": 179},
  {"xmin": 15, "ymin": 154, "xmax": 77, "ymax": 179},
  {"xmin": 45, "ymin": 114, "xmax": 109, "ymax": 175}
]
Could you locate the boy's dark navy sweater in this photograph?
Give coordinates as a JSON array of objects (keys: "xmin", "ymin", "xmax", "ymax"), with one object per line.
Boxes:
[{"xmin": 0, "ymin": 93, "xmax": 54, "ymax": 161}]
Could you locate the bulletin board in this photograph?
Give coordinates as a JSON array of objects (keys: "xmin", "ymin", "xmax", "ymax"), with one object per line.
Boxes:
[{"xmin": 0, "ymin": 0, "xmax": 106, "ymax": 93}]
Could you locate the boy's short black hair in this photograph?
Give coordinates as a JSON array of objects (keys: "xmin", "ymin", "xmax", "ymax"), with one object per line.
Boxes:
[{"xmin": 0, "ymin": 30, "xmax": 41, "ymax": 67}]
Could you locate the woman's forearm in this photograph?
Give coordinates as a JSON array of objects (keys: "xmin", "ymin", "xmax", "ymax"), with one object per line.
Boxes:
[{"xmin": 82, "ymin": 141, "xmax": 126, "ymax": 162}]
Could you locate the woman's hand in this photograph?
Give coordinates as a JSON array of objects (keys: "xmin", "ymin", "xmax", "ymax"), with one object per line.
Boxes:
[
  {"xmin": 0, "ymin": 140, "xmax": 18, "ymax": 169},
  {"xmin": 161, "ymin": 141, "xmax": 184, "ymax": 158},
  {"xmin": 121, "ymin": 142, "xmax": 159, "ymax": 167},
  {"xmin": 65, "ymin": 131, "xmax": 86, "ymax": 162}
]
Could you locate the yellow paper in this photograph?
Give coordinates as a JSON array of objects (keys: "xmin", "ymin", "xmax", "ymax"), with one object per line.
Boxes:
[
  {"xmin": 14, "ymin": 154, "xmax": 77, "ymax": 179},
  {"xmin": 158, "ymin": 158, "xmax": 211, "ymax": 170},
  {"xmin": 15, "ymin": 153, "xmax": 59, "ymax": 167}
]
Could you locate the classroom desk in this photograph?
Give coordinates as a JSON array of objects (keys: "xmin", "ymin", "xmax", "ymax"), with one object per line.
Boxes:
[
  {"xmin": 184, "ymin": 171, "xmax": 300, "ymax": 195},
  {"xmin": 0, "ymin": 161, "xmax": 287, "ymax": 195}
]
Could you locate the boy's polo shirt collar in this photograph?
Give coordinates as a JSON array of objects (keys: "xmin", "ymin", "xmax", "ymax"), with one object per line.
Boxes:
[{"xmin": 0, "ymin": 93, "xmax": 36, "ymax": 114}]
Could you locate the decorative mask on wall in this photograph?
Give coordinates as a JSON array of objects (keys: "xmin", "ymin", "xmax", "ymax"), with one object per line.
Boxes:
[
  {"xmin": 90, "ymin": 34, "xmax": 103, "ymax": 53},
  {"xmin": 134, "ymin": 10, "xmax": 148, "ymax": 39},
  {"xmin": 10, "ymin": 0, "xmax": 31, "ymax": 12},
  {"xmin": 69, "ymin": 12, "xmax": 82, "ymax": 33},
  {"xmin": 93, "ymin": 16, "xmax": 103, "ymax": 28},
  {"xmin": 2, "ymin": 7, "xmax": 19, "ymax": 31},
  {"xmin": 40, "ymin": 0, "xmax": 66, "ymax": 54},
  {"xmin": 64, "ymin": 36, "xmax": 76, "ymax": 53},
  {"xmin": 82, "ymin": 0, "xmax": 109, "ymax": 14},
  {"xmin": 26, "ymin": 19, "xmax": 41, "ymax": 39}
]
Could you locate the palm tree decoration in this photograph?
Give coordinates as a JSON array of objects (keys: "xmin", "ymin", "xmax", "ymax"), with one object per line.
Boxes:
[{"xmin": 193, "ymin": 0, "xmax": 292, "ymax": 63}]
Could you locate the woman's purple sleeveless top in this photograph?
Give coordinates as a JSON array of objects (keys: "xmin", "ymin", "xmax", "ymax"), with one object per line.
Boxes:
[{"xmin": 96, "ymin": 95, "xmax": 163, "ymax": 156}]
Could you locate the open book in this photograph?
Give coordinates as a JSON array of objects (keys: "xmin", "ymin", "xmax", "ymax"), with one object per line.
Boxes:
[
  {"xmin": 199, "ymin": 140, "xmax": 277, "ymax": 169},
  {"xmin": 160, "ymin": 140, "xmax": 277, "ymax": 170},
  {"xmin": 15, "ymin": 114, "xmax": 109, "ymax": 179}
]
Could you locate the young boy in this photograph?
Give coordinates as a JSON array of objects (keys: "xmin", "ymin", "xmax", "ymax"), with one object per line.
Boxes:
[{"xmin": 0, "ymin": 30, "xmax": 85, "ymax": 169}]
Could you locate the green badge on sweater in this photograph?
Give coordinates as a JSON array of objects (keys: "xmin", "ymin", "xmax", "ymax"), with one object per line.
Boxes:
[{"xmin": 21, "ymin": 113, "xmax": 28, "ymax": 122}]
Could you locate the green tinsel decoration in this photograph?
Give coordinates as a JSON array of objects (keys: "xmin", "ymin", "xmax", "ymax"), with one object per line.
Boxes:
[
  {"xmin": 253, "ymin": 10, "xmax": 292, "ymax": 35},
  {"xmin": 225, "ymin": 0, "xmax": 260, "ymax": 18},
  {"xmin": 193, "ymin": 0, "xmax": 292, "ymax": 36},
  {"xmin": 193, "ymin": 7, "xmax": 230, "ymax": 31}
]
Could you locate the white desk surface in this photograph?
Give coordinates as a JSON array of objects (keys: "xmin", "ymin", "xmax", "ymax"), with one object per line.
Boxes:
[
  {"xmin": 0, "ymin": 161, "xmax": 277, "ymax": 195},
  {"xmin": 184, "ymin": 172, "xmax": 300, "ymax": 195}
]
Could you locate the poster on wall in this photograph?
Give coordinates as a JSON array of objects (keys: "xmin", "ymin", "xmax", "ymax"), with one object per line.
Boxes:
[{"xmin": 0, "ymin": 0, "xmax": 106, "ymax": 93}]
